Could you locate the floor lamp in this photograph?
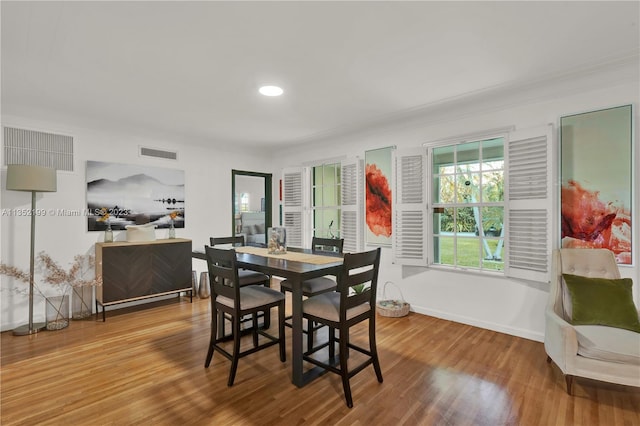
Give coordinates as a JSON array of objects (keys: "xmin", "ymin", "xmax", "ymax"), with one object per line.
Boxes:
[{"xmin": 6, "ymin": 164, "xmax": 57, "ymax": 336}]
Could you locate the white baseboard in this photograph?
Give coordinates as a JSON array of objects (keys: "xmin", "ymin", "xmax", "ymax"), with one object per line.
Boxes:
[{"xmin": 409, "ymin": 305, "xmax": 545, "ymax": 343}]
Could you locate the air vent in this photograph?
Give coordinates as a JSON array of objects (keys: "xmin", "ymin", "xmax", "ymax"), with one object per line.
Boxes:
[
  {"xmin": 139, "ymin": 146, "xmax": 178, "ymax": 160},
  {"xmin": 3, "ymin": 127, "xmax": 74, "ymax": 171}
]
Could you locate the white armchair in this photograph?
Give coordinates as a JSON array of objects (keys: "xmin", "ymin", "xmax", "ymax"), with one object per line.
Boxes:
[{"xmin": 545, "ymin": 248, "xmax": 640, "ymax": 394}]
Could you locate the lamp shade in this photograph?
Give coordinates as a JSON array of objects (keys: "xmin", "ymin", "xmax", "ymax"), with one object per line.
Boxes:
[{"xmin": 6, "ymin": 164, "xmax": 57, "ymax": 192}]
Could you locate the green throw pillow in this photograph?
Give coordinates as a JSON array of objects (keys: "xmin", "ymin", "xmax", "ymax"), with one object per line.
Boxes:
[{"xmin": 562, "ymin": 273, "xmax": 640, "ymax": 333}]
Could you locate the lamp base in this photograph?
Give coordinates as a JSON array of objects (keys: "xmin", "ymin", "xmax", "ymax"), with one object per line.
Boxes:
[{"xmin": 12, "ymin": 322, "xmax": 47, "ymax": 336}]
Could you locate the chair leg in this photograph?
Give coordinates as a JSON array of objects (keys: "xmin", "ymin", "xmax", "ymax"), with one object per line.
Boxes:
[
  {"xmin": 262, "ymin": 309, "xmax": 271, "ymax": 330},
  {"xmin": 262, "ymin": 277, "xmax": 272, "ymax": 329},
  {"xmin": 369, "ymin": 318, "xmax": 383, "ymax": 383},
  {"xmin": 205, "ymin": 307, "xmax": 218, "ymax": 368},
  {"xmin": 565, "ymin": 375, "xmax": 574, "ymax": 395},
  {"xmin": 338, "ymin": 325, "xmax": 353, "ymax": 408},
  {"xmin": 546, "ymin": 355, "xmax": 552, "ymax": 363},
  {"xmin": 329, "ymin": 327, "xmax": 336, "ymax": 359},
  {"xmin": 307, "ymin": 320, "xmax": 315, "ymax": 353},
  {"xmin": 252, "ymin": 313, "xmax": 259, "ymax": 348},
  {"xmin": 228, "ymin": 316, "xmax": 241, "ymax": 387},
  {"xmin": 218, "ymin": 310, "xmax": 226, "ymax": 339},
  {"xmin": 279, "ymin": 301, "xmax": 286, "ymax": 362}
]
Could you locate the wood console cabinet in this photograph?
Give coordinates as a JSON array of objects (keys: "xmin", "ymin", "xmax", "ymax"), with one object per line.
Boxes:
[{"xmin": 95, "ymin": 238, "xmax": 192, "ymax": 320}]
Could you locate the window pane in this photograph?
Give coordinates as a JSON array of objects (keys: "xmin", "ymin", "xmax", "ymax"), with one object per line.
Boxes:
[
  {"xmin": 434, "ymin": 175, "xmax": 455, "ymax": 204},
  {"xmin": 457, "ymin": 173, "xmax": 480, "ymax": 203},
  {"xmin": 323, "ymin": 183, "xmax": 338, "ymax": 206},
  {"xmin": 482, "ymin": 239, "xmax": 504, "ymax": 271},
  {"xmin": 482, "ymin": 159, "xmax": 504, "ymax": 173},
  {"xmin": 482, "ymin": 137, "xmax": 504, "ymax": 163},
  {"xmin": 433, "ymin": 210, "xmax": 442, "ymax": 234},
  {"xmin": 482, "ymin": 171, "xmax": 504, "ymax": 202},
  {"xmin": 481, "ymin": 206, "xmax": 503, "ymax": 237},
  {"xmin": 457, "ymin": 141, "xmax": 479, "ymax": 164},
  {"xmin": 434, "ymin": 236, "xmax": 454, "ymax": 266},
  {"xmin": 456, "ymin": 236, "xmax": 480, "ymax": 268},
  {"xmin": 315, "ymin": 210, "xmax": 341, "ymax": 238},
  {"xmin": 433, "ymin": 145, "xmax": 455, "ymax": 174},
  {"xmin": 314, "ymin": 209, "xmax": 324, "ymax": 233},
  {"xmin": 434, "ymin": 207, "xmax": 455, "ymax": 233},
  {"xmin": 313, "ymin": 186, "xmax": 322, "ymax": 206},
  {"xmin": 326, "ymin": 210, "xmax": 340, "ymax": 238},
  {"xmin": 313, "ymin": 166, "xmax": 323, "ymax": 186},
  {"xmin": 323, "ymin": 164, "xmax": 336, "ymax": 185},
  {"xmin": 456, "ymin": 207, "xmax": 476, "ymax": 234},
  {"xmin": 313, "ymin": 163, "xmax": 341, "ymax": 239}
]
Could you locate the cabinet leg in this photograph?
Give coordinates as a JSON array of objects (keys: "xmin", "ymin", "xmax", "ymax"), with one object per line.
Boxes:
[{"xmin": 96, "ymin": 301, "xmax": 106, "ymax": 322}]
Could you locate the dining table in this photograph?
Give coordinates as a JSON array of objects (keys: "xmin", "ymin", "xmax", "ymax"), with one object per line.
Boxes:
[{"xmin": 193, "ymin": 245, "xmax": 343, "ymax": 388}]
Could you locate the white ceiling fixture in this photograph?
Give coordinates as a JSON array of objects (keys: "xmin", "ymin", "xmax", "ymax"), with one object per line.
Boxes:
[{"xmin": 259, "ymin": 86, "xmax": 284, "ymax": 97}]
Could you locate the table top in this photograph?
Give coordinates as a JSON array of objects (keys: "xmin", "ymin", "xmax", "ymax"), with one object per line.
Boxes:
[{"xmin": 192, "ymin": 246, "xmax": 343, "ymax": 281}]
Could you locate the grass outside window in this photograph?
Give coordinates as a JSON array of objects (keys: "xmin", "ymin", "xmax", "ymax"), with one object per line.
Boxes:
[{"xmin": 435, "ymin": 236, "xmax": 504, "ymax": 271}]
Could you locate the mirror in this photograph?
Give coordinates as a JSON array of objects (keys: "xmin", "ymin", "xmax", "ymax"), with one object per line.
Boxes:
[{"xmin": 232, "ymin": 170, "xmax": 272, "ymax": 247}]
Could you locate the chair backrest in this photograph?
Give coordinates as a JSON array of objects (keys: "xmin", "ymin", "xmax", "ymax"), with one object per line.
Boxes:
[
  {"xmin": 551, "ymin": 248, "xmax": 620, "ymax": 318},
  {"xmin": 210, "ymin": 236, "xmax": 245, "ymax": 248},
  {"xmin": 205, "ymin": 245, "xmax": 240, "ymax": 304},
  {"xmin": 311, "ymin": 237, "xmax": 344, "ymax": 254},
  {"xmin": 337, "ymin": 247, "xmax": 381, "ymax": 319}
]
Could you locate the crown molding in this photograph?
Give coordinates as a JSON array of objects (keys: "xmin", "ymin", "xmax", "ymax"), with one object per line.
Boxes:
[{"xmin": 288, "ymin": 51, "xmax": 639, "ymax": 148}]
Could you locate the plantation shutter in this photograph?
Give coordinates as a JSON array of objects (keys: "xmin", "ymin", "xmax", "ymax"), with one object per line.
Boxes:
[
  {"xmin": 282, "ymin": 168, "xmax": 304, "ymax": 248},
  {"xmin": 340, "ymin": 158, "xmax": 364, "ymax": 253},
  {"xmin": 392, "ymin": 147, "xmax": 428, "ymax": 265},
  {"xmin": 505, "ymin": 125, "xmax": 554, "ymax": 282}
]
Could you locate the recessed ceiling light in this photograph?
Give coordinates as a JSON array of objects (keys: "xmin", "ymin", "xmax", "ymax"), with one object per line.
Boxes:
[{"xmin": 259, "ymin": 85, "xmax": 283, "ymax": 97}]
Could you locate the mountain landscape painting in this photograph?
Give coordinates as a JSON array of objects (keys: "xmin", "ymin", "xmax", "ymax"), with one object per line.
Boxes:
[{"xmin": 86, "ymin": 161, "xmax": 185, "ymax": 231}]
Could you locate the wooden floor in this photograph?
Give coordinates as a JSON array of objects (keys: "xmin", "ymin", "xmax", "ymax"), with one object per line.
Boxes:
[{"xmin": 1, "ymin": 293, "xmax": 638, "ymax": 426}]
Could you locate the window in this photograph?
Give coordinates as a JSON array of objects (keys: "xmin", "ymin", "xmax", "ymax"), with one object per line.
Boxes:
[
  {"xmin": 282, "ymin": 159, "xmax": 364, "ymax": 252},
  {"xmin": 238, "ymin": 193, "xmax": 250, "ymax": 212},
  {"xmin": 394, "ymin": 125, "xmax": 553, "ymax": 283},
  {"xmin": 432, "ymin": 138, "xmax": 505, "ymax": 272},
  {"xmin": 312, "ymin": 163, "xmax": 341, "ymax": 239}
]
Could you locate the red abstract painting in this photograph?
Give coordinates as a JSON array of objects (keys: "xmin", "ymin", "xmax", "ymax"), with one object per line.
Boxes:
[
  {"xmin": 365, "ymin": 163, "xmax": 392, "ymax": 237},
  {"xmin": 561, "ymin": 180, "xmax": 631, "ymax": 264},
  {"xmin": 365, "ymin": 146, "xmax": 394, "ymax": 245},
  {"xmin": 560, "ymin": 105, "xmax": 632, "ymax": 264}
]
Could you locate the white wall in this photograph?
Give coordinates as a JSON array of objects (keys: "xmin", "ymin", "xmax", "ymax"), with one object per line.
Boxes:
[
  {"xmin": 270, "ymin": 63, "xmax": 640, "ymax": 342},
  {"xmin": 0, "ymin": 115, "xmax": 272, "ymax": 331}
]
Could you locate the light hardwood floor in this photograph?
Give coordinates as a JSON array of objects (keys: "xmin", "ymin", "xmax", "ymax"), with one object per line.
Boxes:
[{"xmin": 1, "ymin": 294, "xmax": 638, "ymax": 425}]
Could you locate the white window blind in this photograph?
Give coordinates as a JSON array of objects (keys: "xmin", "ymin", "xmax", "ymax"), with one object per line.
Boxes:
[
  {"xmin": 392, "ymin": 147, "xmax": 428, "ymax": 265},
  {"xmin": 340, "ymin": 158, "xmax": 364, "ymax": 253},
  {"xmin": 282, "ymin": 168, "xmax": 304, "ymax": 248},
  {"xmin": 505, "ymin": 125, "xmax": 554, "ymax": 282},
  {"xmin": 3, "ymin": 127, "xmax": 73, "ymax": 171}
]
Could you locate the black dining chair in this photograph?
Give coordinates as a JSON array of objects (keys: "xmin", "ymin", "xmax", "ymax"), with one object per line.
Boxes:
[
  {"xmin": 204, "ymin": 246, "xmax": 285, "ymax": 386},
  {"xmin": 210, "ymin": 236, "xmax": 271, "ymax": 287},
  {"xmin": 279, "ymin": 237, "xmax": 344, "ymax": 351},
  {"xmin": 210, "ymin": 236, "xmax": 272, "ymax": 335},
  {"xmin": 302, "ymin": 247, "xmax": 383, "ymax": 408}
]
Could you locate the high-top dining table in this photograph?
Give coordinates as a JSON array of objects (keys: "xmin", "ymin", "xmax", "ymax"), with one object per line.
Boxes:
[{"xmin": 193, "ymin": 245, "xmax": 343, "ymax": 388}]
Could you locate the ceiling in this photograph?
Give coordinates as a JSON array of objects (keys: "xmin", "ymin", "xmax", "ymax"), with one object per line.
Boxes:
[{"xmin": 2, "ymin": 1, "xmax": 639, "ymax": 149}]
